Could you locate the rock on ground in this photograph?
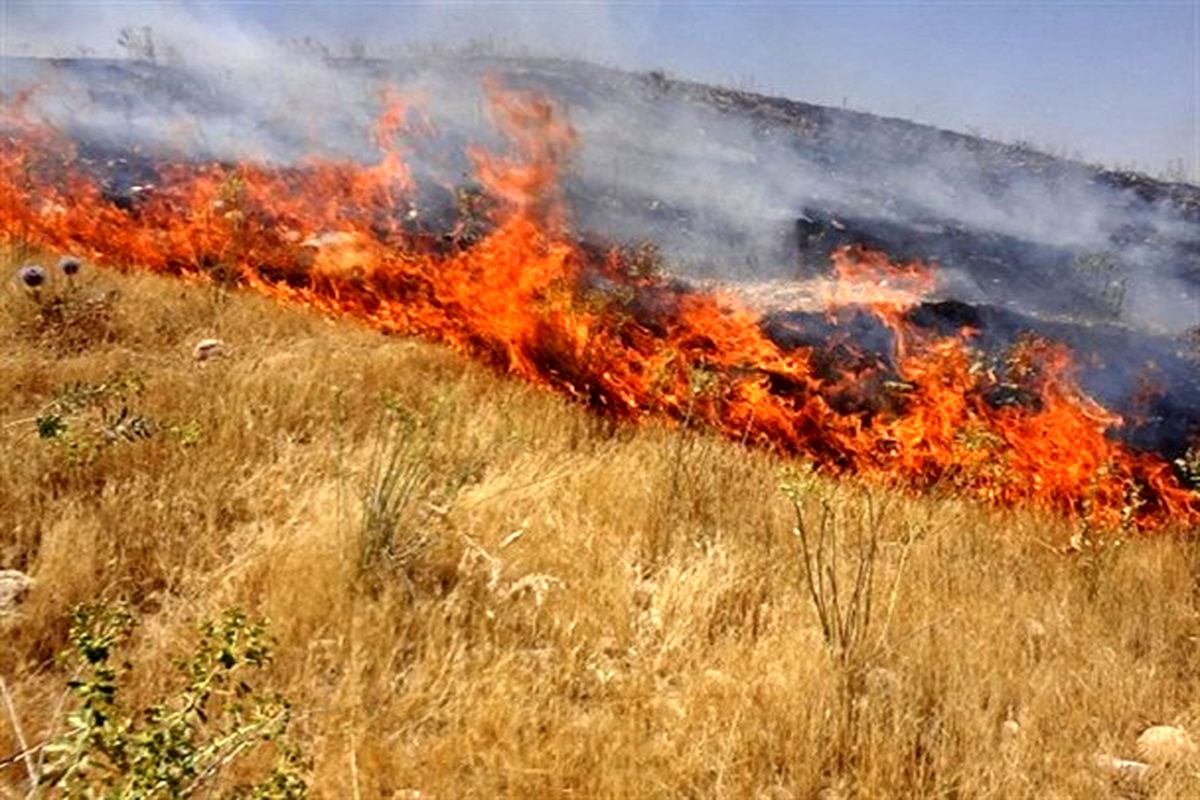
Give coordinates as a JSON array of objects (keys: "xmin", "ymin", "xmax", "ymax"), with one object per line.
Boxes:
[
  {"xmin": 0, "ymin": 569, "xmax": 32, "ymax": 611},
  {"xmin": 1137, "ymin": 725, "xmax": 1198, "ymax": 766}
]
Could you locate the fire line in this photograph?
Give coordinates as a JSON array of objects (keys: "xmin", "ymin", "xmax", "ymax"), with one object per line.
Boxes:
[{"xmin": 2, "ymin": 79, "xmax": 1196, "ymax": 531}]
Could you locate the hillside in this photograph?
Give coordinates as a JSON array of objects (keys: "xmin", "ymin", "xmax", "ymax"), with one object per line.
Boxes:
[
  {"xmin": 5, "ymin": 54, "xmax": 1199, "ymax": 462},
  {"xmin": 3, "ymin": 251, "xmax": 1200, "ymax": 797},
  {"xmin": 3, "ymin": 50, "xmax": 1200, "ymax": 796}
]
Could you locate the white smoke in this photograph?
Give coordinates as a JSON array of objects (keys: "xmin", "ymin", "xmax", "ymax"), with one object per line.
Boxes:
[{"xmin": 2, "ymin": 1, "xmax": 1197, "ymax": 335}]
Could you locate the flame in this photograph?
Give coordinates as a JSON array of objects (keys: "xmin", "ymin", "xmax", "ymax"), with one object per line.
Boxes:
[{"xmin": 2, "ymin": 79, "xmax": 1196, "ymax": 532}]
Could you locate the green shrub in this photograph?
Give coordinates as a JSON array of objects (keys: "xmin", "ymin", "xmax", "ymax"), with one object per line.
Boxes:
[
  {"xmin": 34, "ymin": 374, "xmax": 154, "ymax": 465},
  {"xmin": 34, "ymin": 604, "xmax": 307, "ymax": 799}
]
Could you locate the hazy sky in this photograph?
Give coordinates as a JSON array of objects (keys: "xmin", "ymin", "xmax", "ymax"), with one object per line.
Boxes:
[{"xmin": 3, "ymin": 1, "xmax": 1197, "ymax": 180}]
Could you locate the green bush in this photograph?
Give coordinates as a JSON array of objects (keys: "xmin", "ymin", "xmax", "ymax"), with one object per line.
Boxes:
[{"xmin": 34, "ymin": 604, "xmax": 307, "ymax": 799}]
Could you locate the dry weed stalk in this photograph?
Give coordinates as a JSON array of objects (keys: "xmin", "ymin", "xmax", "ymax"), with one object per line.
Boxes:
[{"xmin": 783, "ymin": 476, "xmax": 914, "ymax": 777}]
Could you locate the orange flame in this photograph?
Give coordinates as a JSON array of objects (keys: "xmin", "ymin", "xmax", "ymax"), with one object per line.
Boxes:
[{"xmin": 2, "ymin": 79, "xmax": 1196, "ymax": 532}]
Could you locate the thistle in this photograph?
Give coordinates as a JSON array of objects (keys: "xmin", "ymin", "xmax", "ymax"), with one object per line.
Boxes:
[
  {"xmin": 18, "ymin": 263, "xmax": 46, "ymax": 288},
  {"xmin": 58, "ymin": 256, "xmax": 83, "ymax": 277}
]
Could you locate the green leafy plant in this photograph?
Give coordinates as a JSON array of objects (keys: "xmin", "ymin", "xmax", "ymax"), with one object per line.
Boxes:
[
  {"xmin": 28, "ymin": 603, "xmax": 307, "ymax": 799},
  {"xmin": 34, "ymin": 374, "xmax": 155, "ymax": 463}
]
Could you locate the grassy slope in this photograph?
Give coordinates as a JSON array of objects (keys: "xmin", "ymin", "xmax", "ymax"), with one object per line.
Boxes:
[{"xmin": 2, "ymin": 254, "xmax": 1200, "ymax": 798}]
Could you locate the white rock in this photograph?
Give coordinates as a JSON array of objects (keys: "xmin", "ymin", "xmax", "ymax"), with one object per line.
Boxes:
[
  {"xmin": 1137, "ymin": 725, "xmax": 1198, "ymax": 766},
  {"xmin": 193, "ymin": 338, "xmax": 224, "ymax": 361},
  {"xmin": 1023, "ymin": 617, "xmax": 1047, "ymax": 646},
  {"xmin": 0, "ymin": 570, "xmax": 32, "ymax": 611},
  {"xmin": 1094, "ymin": 753, "xmax": 1151, "ymax": 781}
]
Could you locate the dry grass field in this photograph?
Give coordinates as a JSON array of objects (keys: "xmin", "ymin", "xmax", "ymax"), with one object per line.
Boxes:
[{"xmin": 3, "ymin": 250, "xmax": 1200, "ymax": 798}]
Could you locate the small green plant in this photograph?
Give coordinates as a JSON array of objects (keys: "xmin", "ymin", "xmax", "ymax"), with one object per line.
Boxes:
[
  {"xmin": 166, "ymin": 419, "xmax": 205, "ymax": 448},
  {"xmin": 34, "ymin": 373, "xmax": 155, "ymax": 463},
  {"xmin": 28, "ymin": 603, "xmax": 307, "ymax": 799}
]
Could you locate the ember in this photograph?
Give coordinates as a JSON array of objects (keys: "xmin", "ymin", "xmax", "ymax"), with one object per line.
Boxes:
[{"xmin": 2, "ymin": 80, "xmax": 1196, "ymax": 530}]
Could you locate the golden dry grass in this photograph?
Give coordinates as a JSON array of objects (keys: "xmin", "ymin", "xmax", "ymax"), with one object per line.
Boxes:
[{"xmin": 2, "ymin": 250, "xmax": 1200, "ymax": 798}]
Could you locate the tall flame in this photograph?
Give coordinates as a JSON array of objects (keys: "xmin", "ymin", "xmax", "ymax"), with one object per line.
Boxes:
[{"xmin": 2, "ymin": 79, "xmax": 1196, "ymax": 532}]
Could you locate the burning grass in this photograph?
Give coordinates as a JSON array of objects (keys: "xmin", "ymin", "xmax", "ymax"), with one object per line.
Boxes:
[
  {"xmin": 1, "ymin": 80, "xmax": 1196, "ymax": 531},
  {"xmin": 2, "ymin": 252, "xmax": 1200, "ymax": 797}
]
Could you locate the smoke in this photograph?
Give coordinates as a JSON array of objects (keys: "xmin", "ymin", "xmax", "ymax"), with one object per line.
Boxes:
[
  {"xmin": 3, "ymin": 3, "xmax": 388, "ymax": 163},
  {"xmin": 2, "ymin": 1, "xmax": 1197, "ymax": 338},
  {"xmin": 566, "ymin": 70, "xmax": 1198, "ymax": 335}
]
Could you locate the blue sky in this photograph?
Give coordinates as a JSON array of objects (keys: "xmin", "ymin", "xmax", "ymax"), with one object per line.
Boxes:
[{"xmin": 4, "ymin": 1, "xmax": 1197, "ymax": 179}]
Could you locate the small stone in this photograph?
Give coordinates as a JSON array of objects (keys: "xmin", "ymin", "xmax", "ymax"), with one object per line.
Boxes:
[
  {"xmin": 193, "ymin": 338, "xmax": 224, "ymax": 361},
  {"xmin": 1001, "ymin": 718, "xmax": 1021, "ymax": 739},
  {"xmin": 1094, "ymin": 753, "xmax": 1151, "ymax": 781},
  {"xmin": 1136, "ymin": 725, "xmax": 1198, "ymax": 766},
  {"xmin": 0, "ymin": 570, "xmax": 32, "ymax": 611}
]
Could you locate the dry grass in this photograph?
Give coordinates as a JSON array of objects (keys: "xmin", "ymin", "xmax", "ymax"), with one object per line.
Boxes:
[{"xmin": 2, "ymin": 250, "xmax": 1200, "ymax": 798}]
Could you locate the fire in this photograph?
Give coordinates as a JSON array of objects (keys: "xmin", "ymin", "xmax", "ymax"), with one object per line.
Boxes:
[{"xmin": 2, "ymin": 79, "xmax": 1196, "ymax": 531}]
